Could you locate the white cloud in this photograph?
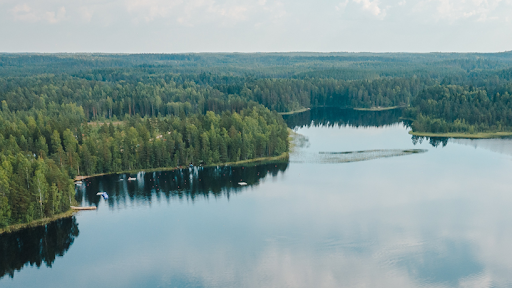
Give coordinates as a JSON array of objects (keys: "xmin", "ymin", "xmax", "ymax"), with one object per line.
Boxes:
[
  {"xmin": 79, "ymin": 6, "xmax": 94, "ymax": 22},
  {"xmin": 416, "ymin": 0, "xmax": 508, "ymax": 22},
  {"xmin": 11, "ymin": 4, "xmax": 38, "ymax": 22},
  {"xmin": 45, "ymin": 6, "xmax": 66, "ymax": 23},
  {"xmin": 11, "ymin": 4, "xmax": 66, "ymax": 23},
  {"xmin": 353, "ymin": 0, "xmax": 386, "ymax": 17},
  {"xmin": 125, "ymin": 0, "xmax": 272, "ymax": 25},
  {"xmin": 126, "ymin": 0, "xmax": 184, "ymax": 22},
  {"xmin": 335, "ymin": 0, "xmax": 349, "ymax": 11}
]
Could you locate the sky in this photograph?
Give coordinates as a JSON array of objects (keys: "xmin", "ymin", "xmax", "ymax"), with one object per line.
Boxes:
[{"xmin": 1, "ymin": 0, "xmax": 511, "ymax": 53}]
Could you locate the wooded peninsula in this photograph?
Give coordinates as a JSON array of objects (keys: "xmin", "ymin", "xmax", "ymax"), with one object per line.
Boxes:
[{"xmin": 2, "ymin": 52, "xmax": 512, "ymax": 230}]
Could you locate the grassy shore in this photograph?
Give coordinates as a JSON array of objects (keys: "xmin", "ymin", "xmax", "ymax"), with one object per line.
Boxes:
[
  {"xmin": 0, "ymin": 210, "xmax": 77, "ymax": 235},
  {"xmin": 409, "ymin": 131, "xmax": 512, "ymax": 139},
  {"xmin": 278, "ymin": 108, "xmax": 310, "ymax": 115}
]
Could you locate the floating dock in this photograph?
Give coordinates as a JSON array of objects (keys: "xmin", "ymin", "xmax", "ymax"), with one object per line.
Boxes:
[{"xmin": 70, "ymin": 206, "xmax": 97, "ymax": 210}]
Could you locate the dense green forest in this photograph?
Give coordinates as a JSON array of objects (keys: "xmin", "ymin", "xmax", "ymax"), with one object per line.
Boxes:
[
  {"xmin": 2, "ymin": 52, "xmax": 512, "ymax": 229},
  {"xmin": 0, "ymin": 102, "xmax": 287, "ymax": 228}
]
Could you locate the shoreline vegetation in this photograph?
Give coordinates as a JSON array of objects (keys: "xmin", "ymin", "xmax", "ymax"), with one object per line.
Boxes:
[
  {"xmin": 353, "ymin": 105, "xmax": 406, "ymax": 111},
  {"xmin": 278, "ymin": 108, "xmax": 310, "ymax": 115},
  {"xmin": 0, "ymin": 210, "xmax": 76, "ymax": 235},
  {"xmin": 74, "ymin": 152, "xmax": 290, "ymax": 181},
  {"xmin": 409, "ymin": 131, "xmax": 512, "ymax": 139},
  {"xmin": 278, "ymin": 106, "xmax": 405, "ymax": 116}
]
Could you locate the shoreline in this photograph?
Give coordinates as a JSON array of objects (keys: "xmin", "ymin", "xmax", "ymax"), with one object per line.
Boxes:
[
  {"xmin": 0, "ymin": 210, "xmax": 77, "ymax": 235},
  {"xmin": 409, "ymin": 131, "xmax": 512, "ymax": 139},
  {"xmin": 75, "ymin": 152, "xmax": 289, "ymax": 181},
  {"xmin": 278, "ymin": 108, "xmax": 310, "ymax": 115},
  {"xmin": 9, "ymin": 153, "xmax": 290, "ymax": 234},
  {"xmin": 354, "ymin": 105, "xmax": 405, "ymax": 111},
  {"xmin": 278, "ymin": 106, "xmax": 405, "ymax": 115}
]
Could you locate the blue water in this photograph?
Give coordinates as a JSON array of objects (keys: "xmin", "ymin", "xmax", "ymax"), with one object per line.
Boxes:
[{"xmin": 2, "ymin": 109, "xmax": 512, "ymax": 288}]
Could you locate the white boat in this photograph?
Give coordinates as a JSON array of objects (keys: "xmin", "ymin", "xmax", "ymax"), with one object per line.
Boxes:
[
  {"xmin": 97, "ymin": 192, "xmax": 109, "ymax": 199},
  {"xmin": 128, "ymin": 177, "xmax": 137, "ymax": 181},
  {"xmin": 74, "ymin": 181, "xmax": 83, "ymax": 185},
  {"xmin": 238, "ymin": 182, "xmax": 247, "ymax": 186}
]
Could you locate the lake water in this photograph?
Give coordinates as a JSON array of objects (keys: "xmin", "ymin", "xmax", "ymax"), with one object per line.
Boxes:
[{"xmin": 2, "ymin": 108, "xmax": 512, "ymax": 288}]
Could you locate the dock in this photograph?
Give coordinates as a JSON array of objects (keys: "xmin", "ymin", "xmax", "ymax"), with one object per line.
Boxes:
[{"xmin": 70, "ymin": 206, "xmax": 97, "ymax": 210}]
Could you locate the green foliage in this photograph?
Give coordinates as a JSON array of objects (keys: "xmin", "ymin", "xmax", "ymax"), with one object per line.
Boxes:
[
  {"xmin": 79, "ymin": 106, "xmax": 287, "ymax": 173},
  {"xmin": 410, "ymin": 85, "xmax": 512, "ymax": 133}
]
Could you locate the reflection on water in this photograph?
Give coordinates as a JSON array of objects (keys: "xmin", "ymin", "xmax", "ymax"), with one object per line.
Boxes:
[
  {"xmin": 284, "ymin": 107, "xmax": 404, "ymax": 129},
  {"xmin": 412, "ymin": 135, "xmax": 512, "ymax": 155},
  {"xmin": 76, "ymin": 163, "xmax": 288, "ymax": 208},
  {"xmin": 395, "ymin": 239, "xmax": 483, "ymax": 287},
  {"xmin": 411, "ymin": 135, "xmax": 449, "ymax": 148},
  {"xmin": 450, "ymin": 138, "xmax": 512, "ymax": 156},
  {"xmin": 0, "ymin": 217, "xmax": 79, "ymax": 279}
]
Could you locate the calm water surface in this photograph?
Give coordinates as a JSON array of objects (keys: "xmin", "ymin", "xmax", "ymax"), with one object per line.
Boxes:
[{"xmin": 2, "ymin": 108, "xmax": 512, "ymax": 288}]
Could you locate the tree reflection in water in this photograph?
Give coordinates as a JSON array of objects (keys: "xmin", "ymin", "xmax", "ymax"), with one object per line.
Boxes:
[
  {"xmin": 76, "ymin": 163, "xmax": 289, "ymax": 209},
  {"xmin": 411, "ymin": 135, "xmax": 449, "ymax": 147},
  {"xmin": 284, "ymin": 107, "xmax": 404, "ymax": 129},
  {"xmin": 0, "ymin": 163, "xmax": 288, "ymax": 279},
  {"xmin": 0, "ymin": 217, "xmax": 79, "ymax": 279}
]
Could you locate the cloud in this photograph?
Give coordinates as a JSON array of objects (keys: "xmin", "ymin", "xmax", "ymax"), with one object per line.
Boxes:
[
  {"xmin": 335, "ymin": 0, "xmax": 349, "ymax": 11},
  {"xmin": 126, "ymin": 0, "xmax": 184, "ymax": 22},
  {"xmin": 353, "ymin": 0, "xmax": 386, "ymax": 17},
  {"xmin": 414, "ymin": 0, "xmax": 509, "ymax": 22},
  {"xmin": 46, "ymin": 6, "xmax": 66, "ymax": 23},
  {"xmin": 125, "ymin": 0, "xmax": 269, "ymax": 25},
  {"xmin": 11, "ymin": 4, "xmax": 38, "ymax": 22},
  {"xmin": 11, "ymin": 4, "xmax": 66, "ymax": 23},
  {"xmin": 1, "ymin": 0, "xmax": 512, "ymax": 52},
  {"xmin": 79, "ymin": 6, "xmax": 94, "ymax": 22}
]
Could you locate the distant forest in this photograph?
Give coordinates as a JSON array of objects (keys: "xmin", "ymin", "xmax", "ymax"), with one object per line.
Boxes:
[{"xmin": 2, "ymin": 52, "xmax": 512, "ymax": 228}]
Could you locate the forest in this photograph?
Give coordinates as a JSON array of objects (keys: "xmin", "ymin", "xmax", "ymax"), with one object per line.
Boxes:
[{"xmin": 2, "ymin": 52, "xmax": 512, "ymax": 229}]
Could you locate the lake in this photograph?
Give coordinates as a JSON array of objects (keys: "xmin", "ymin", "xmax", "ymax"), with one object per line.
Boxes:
[{"xmin": 2, "ymin": 108, "xmax": 512, "ymax": 288}]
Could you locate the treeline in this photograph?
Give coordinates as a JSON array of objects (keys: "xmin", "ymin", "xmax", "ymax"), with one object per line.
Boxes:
[
  {"xmin": 406, "ymin": 85, "xmax": 512, "ymax": 133},
  {"xmin": 0, "ymin": 73, "xmax": 428, "ymax": 119},
  {"xmin": 3, "ymin": 52, "xmax": 512, "ymax": 78}
]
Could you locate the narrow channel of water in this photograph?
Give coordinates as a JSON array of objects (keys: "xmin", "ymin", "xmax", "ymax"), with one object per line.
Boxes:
[{"xmin": 2, "ymin": 108, "xmax": 512, "ymax": 288}]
